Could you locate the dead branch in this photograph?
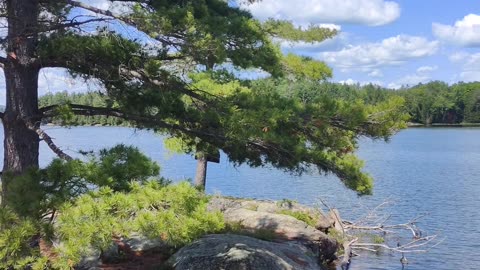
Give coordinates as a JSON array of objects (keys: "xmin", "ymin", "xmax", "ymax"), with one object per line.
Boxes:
[
  {"xmin": 340, "ymin": 238, "xmax": 358, "ymax": 270},
  {"xmin": 351, "ymin": 235, "xmax": 443, "ymax": 253},
  {"xmin": 318, "ymin": 199, "xmax": 443, "ymax": 269},
  {"xmin": 24, "ymin": 120, "xmax": 73, "ymax": 161}
]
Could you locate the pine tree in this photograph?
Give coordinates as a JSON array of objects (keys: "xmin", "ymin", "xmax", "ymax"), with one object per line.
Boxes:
[{"xmin": 0, "ymin": 0, "xmax": 404, "ymax": 207}]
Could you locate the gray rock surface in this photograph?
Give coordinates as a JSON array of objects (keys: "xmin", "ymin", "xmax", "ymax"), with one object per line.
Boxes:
[
  {"xmin": 207, "ymin": 197, "xmax": 332, "ymax": 230},
  {"xmin": 224, "ymin": 208, "xmax": 326, "ymax": 241},
  {"xmin": 207, "ymin": 197, "xmax": 338, "ymax": 262},
  {"xmin": 169, "ymin": 234, "xmax": 326, "ymax": 270},
  {"xmin": 223, "ymin": 208, "xmax": 337, "ymax": 261}
]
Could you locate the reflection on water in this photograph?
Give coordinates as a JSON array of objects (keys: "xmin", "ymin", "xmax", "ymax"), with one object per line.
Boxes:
[{"xmin": 1, "ymin": 126, "xmax": 479, "ymax": 270}]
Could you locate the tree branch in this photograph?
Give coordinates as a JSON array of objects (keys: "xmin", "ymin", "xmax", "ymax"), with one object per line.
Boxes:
[
  {"xmin": 41, "ymin": 104, "xmax": 223, "ymax": 141},
  {"xmin": 24, "ymin": 120, "xmax": 73, "ymax": 161},
  {"xmin": 40, "ymin": 104, "xmax": 298, "ymax": 162},
  {"xmin": 43, "ymin": 17, "xmax": 111, "ymax": 32},
  {"xmin": 66, "ymin": 0, "xmax": 137, "ymax": 27},
  {"xmin": 0, "ymin": 56, "xmax": 6, "ymax": 68},
  {"xmin": 118, "ymin": 67, "xmax": 211, "ymax": 102}
]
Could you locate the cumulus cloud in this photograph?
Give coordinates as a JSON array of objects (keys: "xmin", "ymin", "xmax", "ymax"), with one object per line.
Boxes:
[
  {"xmin": 433, "ymin": 14, "xmax": 480, "ymax": 47},
  {"xmin": 339, "ymin": 78, "xmax": 357, "ymax": 85},
  {"xmin": 37, "ymin": 68, "xmax": 103, "ymax": 96},
  {"xmin": 449, "ymin": 52, "xmax": 470, "ymax": 62},
  {"xmin": 279, "ymin": 32, "xmax": 349, "ymax": 56},
  {"xmin": 318, "ymin": 35, "xmax": 439, "ymax": 72},
  {"xmin": 458, "ymin": 53, "xmax": 480, "ymax": 82},
  {"xmin": 242, "ymin": 0, "xmax": 401, "ymax": 26},
  {"xmin": 368, "ymin": 69, "xmax": 383, "ymax": 78},
  {"xmin": 387, "ymin": 64, "xmax": 439, "ymax": 89},
  {"xmin": 76, "ymin": 0, "xmax": 134, "ymax": 18},
  {"xmin": 387, "ymin": 74, "xmax": 431, "ymax": 89},
  {"xmin": 339, "ymin": 78, "xmax": 384, "ymax": 86},
  {"xmin": 417, "ymin": 65, "xmax": 438, "ymax": 73}
]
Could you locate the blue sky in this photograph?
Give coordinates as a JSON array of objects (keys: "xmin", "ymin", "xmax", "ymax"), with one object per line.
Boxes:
[
  {"xmin": 1, "ymin": 0, "xmax": 479, "ymax": 105},
  {"xmin": 243, "ymin": 0, "xmax": 480, "ymax": 88}
]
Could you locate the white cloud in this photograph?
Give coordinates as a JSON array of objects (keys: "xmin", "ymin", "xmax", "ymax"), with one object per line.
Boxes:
[
  {"xmin": 449, "ymin": 51, "xmax": 470, "ymax": 62},
  {"xmin": 459, "ymin": 53, "xmax": 480, "ymax": 82},
  {"xmin": 338, "ymin": 78, "xmax": 384, "ymax": 86},
  {"xmin": 280, "ymin": 39, "xmax": 334, "ymax": 52},
  {"xmin": 339, "ymin": 78, "xmax": 357, "ymax": 85},
  {"xmin": 242, "ymin": 0, "xmax": 401, "ymax": 26},
  {"xmin": 38, "ymin": 68, "xmax": 103, "ymax": 96},
  {"xmin": 433, "ymin": 14, "xmax": 480, "ymax": 47},
  {"xmin": 459, "ymin": 71, "xmax": 480, "ymax": 82},
  {"xmin": 81, "ymin": 0, "xmax": 109, "ymax": 9},
  {"xmin": 0, "ymin": 68, "xmax": 103, "ymax": 105},
  {"xmin": 77, "ymin": 0, "xmax": 134, "ymax": 18},
  {"xmin": 387, "ymin": 64, "xmax": 440, "ymax": 89},
  {"xmin": 389, "ymin": 74, "xmax": 430, "ymax": 89},
  {"xmin": 319, "ymin": 35, "xmax": 439, "ymax": 72},
  {"xmin": 417, "ymin": 65, "xmax": 438, "ymax": 74},
  {"xmin": 368, "ymin": 69, "xmax": 383, "ymax": 78},
  {"xmin": 279, "ymin": 33, "xmax": 348, "ymax": 56}
]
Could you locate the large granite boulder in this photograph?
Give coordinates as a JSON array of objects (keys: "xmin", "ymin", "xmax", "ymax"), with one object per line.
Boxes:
[
  {"xmin": 168, "ymin": 234, "xmax": 326, "ymax": 270},
  {"xmin": 207, "ymin": 197, "xmax": 338, "ymax": 262},
  {"xmin": 223, "ymin": 208, "xmax": 337, "ymax": 261},
  {"xmin": 207, "ymin": 197, "xmax": 332, "ymax": 231}
]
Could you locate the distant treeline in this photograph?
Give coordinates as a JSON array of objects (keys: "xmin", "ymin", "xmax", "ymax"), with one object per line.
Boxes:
[
  {"xmin": 397, "ymin": 81, "xmax": 480, "ymax": 125},
  {"xmin": 258, "ymin": 79, "xmax": 480, "ymax": 125},
  {"xmin": 39, "ymin": 80, "xmax": 480, "ymax": 126},
  {"xmin": 39, "ymin": 92, "xmax": 130, "ymax": 126}
]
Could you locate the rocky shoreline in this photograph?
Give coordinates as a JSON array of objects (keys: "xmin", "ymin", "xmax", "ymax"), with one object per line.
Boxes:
[{"xmin": 83, "ymin": 196, "xmax": 343, "ymax": 270}]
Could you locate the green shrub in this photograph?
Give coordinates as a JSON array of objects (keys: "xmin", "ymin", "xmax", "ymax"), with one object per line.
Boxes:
[
  {"xmin": 53, "ymin": 182, "xmax": 224, "ymax": 267},
  {"xmin": 84, "ymin": 144, "xmax": 161, "ymax": 191},
  {"xmin": 0, "ymin": 208, "xmax": 45, "ymax": 269},
  {"xmin": 277, "ymin": 209, "xmax": 317, "ymax": 227},
  {"xmin": 1, "ymin": 146, "xmax": 220, "ymax": 269},
  {"xmin": 4, "ymin": 144, "xmax": 163, "ymax": 219}
]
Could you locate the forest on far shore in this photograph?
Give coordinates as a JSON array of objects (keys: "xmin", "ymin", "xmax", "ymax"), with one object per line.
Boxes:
[{"xmin": 37, "ymin": 80, "xmax": 480, "ymax": 127}]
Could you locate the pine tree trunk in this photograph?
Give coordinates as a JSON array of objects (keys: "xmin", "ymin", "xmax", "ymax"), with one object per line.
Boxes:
[
  {"xmin": 194, "ymin": 153, "xmax": 208, "ymax": 190},
  {"xmin": 1, "ymin": 0, "xmax": 40, "ymax": 206}
]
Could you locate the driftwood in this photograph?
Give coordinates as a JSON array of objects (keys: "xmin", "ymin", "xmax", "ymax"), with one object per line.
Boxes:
[
  {"xmin": 321, "ymin": 199, "xmax": 443, "ymax": 269},
  {"xmin": 340, "ymin": 238, "xmax": 357, "ymax": 270}
]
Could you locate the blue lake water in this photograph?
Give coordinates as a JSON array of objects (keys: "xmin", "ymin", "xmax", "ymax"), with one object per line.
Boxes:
[{"xmin": 1, "ymin": 126, "xmax": 479, "ymax": 270}]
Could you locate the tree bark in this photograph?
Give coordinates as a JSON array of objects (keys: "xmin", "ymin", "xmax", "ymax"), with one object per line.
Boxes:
[
  {"xmin": 194, "ymin": 153, "xmax": 208, "ymax": 190},
  {"xmin": 194, "ymin": 152, "xmax": 208, "ymax": 190},
  {"xmin": 1, "ymin": 0, "xmax": 41, "ymax": 206}
]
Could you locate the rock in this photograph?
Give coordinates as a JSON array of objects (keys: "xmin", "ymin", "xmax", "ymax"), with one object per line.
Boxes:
[
  {"xmin": 207, "ymin": 197, "xmax": 338, "ymax": 262},
  {"xmin": 76, "ymin": 250, "xmax": 101, "ymax": 270},
  {"xmin": 100, "ymin": 234, "xmax": 173, "ymax": 264},
  {"xmin": 223, "ymin": 208, "xmax": 337, "ymax": 261},
  {"xmin": 168, "ymin": 234, "xmax": 326, "ymax": 270},
  {"xmin": 207, "ymin": 197, "xmax": 332, "ymax": 231},
  {"xmin": 123, "ymin": 233, "xmax": 170, "ymax": 253}
]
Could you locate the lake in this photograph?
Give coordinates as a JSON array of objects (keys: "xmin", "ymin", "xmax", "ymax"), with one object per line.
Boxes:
[{"xmin": 1, "ymin": 126, "xmax": 480, "ymax": 270}]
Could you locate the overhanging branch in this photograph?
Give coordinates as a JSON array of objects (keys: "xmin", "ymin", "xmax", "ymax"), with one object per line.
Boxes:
[
  {"xmin": 40, "ymin": 104, "xmax": 295, "ymax": 161},
  {"xmin": 24, "ymin": 120, "xmax": 73, "ymax": 161},
  {"xmin": 41, "ymin": 104, "xmax": 218, "ymax": 139},
  {"xmin": 39, "ymin": 104, "xmax": 341, "ymax": 175}
]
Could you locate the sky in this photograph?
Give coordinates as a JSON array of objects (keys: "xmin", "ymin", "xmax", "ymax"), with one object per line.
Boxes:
[
  {"xmin": 244, "ymin": 0, "xmax": 480, "ymax": 88},
  {"xmin": 0, "ymin": 0, "xmax": 479, "ymax": 105}
]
